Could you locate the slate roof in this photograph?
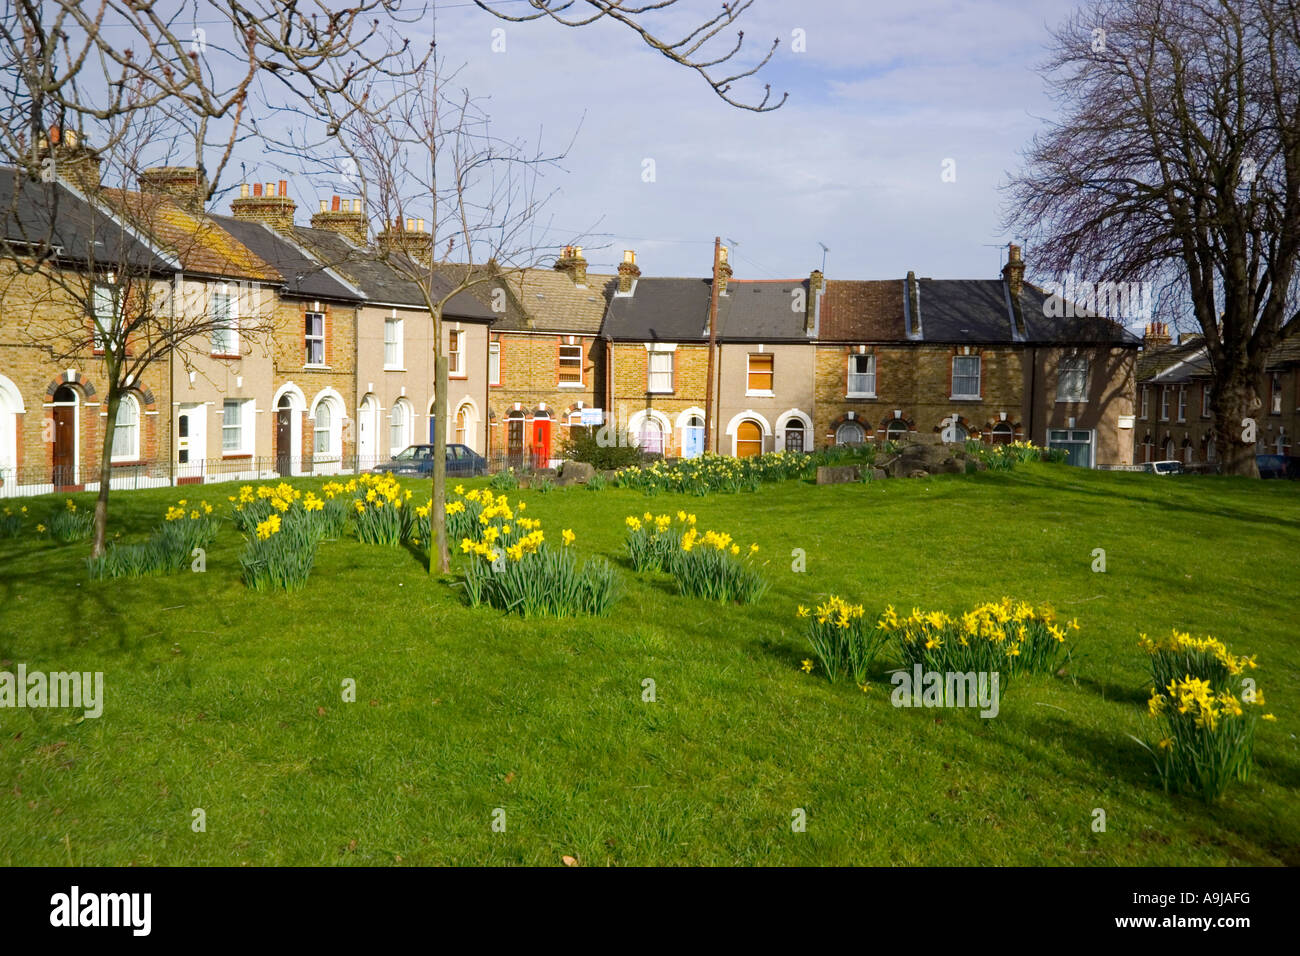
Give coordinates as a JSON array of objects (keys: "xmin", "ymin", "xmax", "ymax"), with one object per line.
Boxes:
[
  {"xmin": 716, "ymin": 279, "xmax": 815, "ymax": 341},
  {"xmin": 494, "ymin": 267, "xmax": 615, "ymax": 333},
  {"xmin": 602, "ymin": 277, "xmax": 712, "ymax": 342},
  {"xmin": 819, "ymin": 280, "xmax": 903, "ymax": 340},
  {"xmin": 0, "ymin": 169, "xmax": 168, "ymax": 271},
  {"xmin": 290, "ymin": 228, "xmax": 494, "ymax": 321},
  {"xmin": 1017, "ymin": 283, "xmax": 1144, "ymax": 346},
  {"xmin": 209, "ymin": 215, "xmax": 360, "ymax": 302},
  {"xmin": 102, "ymin": 190, "xmax": 280, "ymax": 283}
]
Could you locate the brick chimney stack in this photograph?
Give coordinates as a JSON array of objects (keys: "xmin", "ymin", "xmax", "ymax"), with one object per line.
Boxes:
[
  {"xmin": 1002, "ymin": 243, "xmax": 1025, "ymax": 298},
  {"xmin": 715, "ymin": 245, "xmax": 733, "ymax": 295},
  {"xmin": 617, "ymin": 249, "xmax": 641, "ymax": 293},
  {"xmin": 230, "ymin": 179, "xmax": 297, "ymax": 232},
  {"xmin": 554, "ymin": 245, "xmax": 588, "ymax": 286},
  {"xmin": 311, "ymin": 195, "xmax": 367, "ymax": 245},
  {"xmin": 377, "ymin": 216, "xmax": 433, "ymax": 265},
  {"xmin": 37, "ymin": 127, "xmax": 102, "ymax": 192},
  {"xmin": 1143, "ymin": 321, "xmax": 1173, "ymax": 347},
  {"xmin": 138, "ymin": 166, "xmax": 208, "ymax": 214},
  {"xmin": 806, "ymin": 268, "xmax": 824, "ymax": 334}
]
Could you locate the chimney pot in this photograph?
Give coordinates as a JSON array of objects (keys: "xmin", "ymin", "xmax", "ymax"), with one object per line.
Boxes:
[
  {"xmin": 253, "ymin": 183, "xmax": 263, "ymax": 197},
  {"xmin": 319, "ymin": 200, "xmax": 327, "ymax": 213},
  {"xmin": 624, "ymin": 250, "xmax": 635, "ymax": 264},
  {"xmin": 406, "ymin": 218, "xmax": 415, "ymax": 232},
  {"xmin": 241, "ymin": 183, "xmax": 250, "ymax": 198},
  {"xmin": 279, "ymin": 179, "xmax": 288, "ymax": 197},
  {"xmin": 351, "ymin": 199, "xmax": 361, "ymax": 213},
  {"xmin": 416, "ymin": 218, "xmax": 424, "ymax": 232},
  {"xmin": 331, "ymin": 195, "xmax": 341, "ymax": 212}
]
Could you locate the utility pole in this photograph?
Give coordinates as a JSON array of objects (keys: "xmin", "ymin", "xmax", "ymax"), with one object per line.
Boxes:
[{"xmin": 704, "ymin": 236, "xmax": 721, "ymax": 457}]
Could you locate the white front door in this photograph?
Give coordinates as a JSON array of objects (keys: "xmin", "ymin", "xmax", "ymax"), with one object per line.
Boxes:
[
  {"xmin": 357, "ymin": 397, "xmax": 378, "ymax": 469},
  {"xmin": 177, "ymin": 404, "xmax": 207, "ymax": 479}
]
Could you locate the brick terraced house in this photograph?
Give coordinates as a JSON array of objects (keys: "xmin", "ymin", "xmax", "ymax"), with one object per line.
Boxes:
[
  {"xmin": 292, "ymin": 203, "xmax": 497, "ymax": 469},
  {"xmin": 474, "ymin": 247, "xmax": 614, "ymax": 468},
  {"xmin": 1134, "ymin": 320, "xmax": 1300, "ymax": 466}
]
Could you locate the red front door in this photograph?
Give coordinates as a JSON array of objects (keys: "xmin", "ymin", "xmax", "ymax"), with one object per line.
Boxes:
[
  {"xmin": 52, "ymin": 406, "xmax": 76, "ymax": 488},
  {"xmin": 532, "ymin": 419, "xmax": 551, "ymax": 467}
]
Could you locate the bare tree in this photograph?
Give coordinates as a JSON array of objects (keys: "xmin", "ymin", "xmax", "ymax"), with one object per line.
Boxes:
[
  {"xmin": 1006, "ymin": 0, "xmax": 1300, "ymax": 476},
  {"xmin": 473, "ymin": 0, "xmax": 787, "ymax": 111}
]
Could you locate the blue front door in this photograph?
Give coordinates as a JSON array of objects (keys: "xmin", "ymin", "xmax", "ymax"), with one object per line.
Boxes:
[
  {"xmin": 428, "ymin": 414, "xmax": 436, "ymax": 443},
  {"xmin": 683, "ymin": 423, "xmax": 705, "ymax": 459}
]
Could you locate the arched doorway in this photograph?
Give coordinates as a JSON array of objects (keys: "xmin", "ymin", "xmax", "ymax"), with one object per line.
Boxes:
[
  {"xmin": 991, "ymin": 422, "xmax": 1014, "ymax": 445},
  {"xmin": 532, "ymin": 411, "xmax": 553, "ymax": 467},
  {"xmin": 884, "ymin": 420, "xmax": 908, "ymax": 442},
  {"xmin": 506, "ymin": 411, "xmax": 526, "ymax": 468},
  {"xmin": 0, "ymin": 373, "xmax": 24, "ymax": 489},
  {"xmin": 51, "ymin": 385, "xmax": 79, "ymax": 488},
  {"xmin": 682, "ymin": 414, "xmax": 705, "ymax": 459},
  {"xmin": 736, "ymin": 419, "xmax": 763, "ymax": 457},
  {"xmin": 276, "ymin": 394, "xmax": 294, "ymax": 475},
  {"xmin": 357, "ymin": 395, "xmax": 379, "ymax": 469}
]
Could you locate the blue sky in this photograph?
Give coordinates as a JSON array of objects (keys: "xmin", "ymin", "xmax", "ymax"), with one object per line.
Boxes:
[{"xmin": 230, "ymin": 0, "xmax": 1085, "ymax": 283}]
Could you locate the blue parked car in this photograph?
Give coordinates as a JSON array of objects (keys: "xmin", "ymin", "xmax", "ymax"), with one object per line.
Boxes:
[{"xmin": 370, "ymin": 443, "xmax": 487, "ymax": 478}]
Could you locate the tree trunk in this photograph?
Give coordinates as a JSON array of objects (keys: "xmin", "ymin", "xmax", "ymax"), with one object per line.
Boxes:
[
  {"xmin": 92, "ymin": 385, "xmax": 119, "ymax": 558},
  {"xmin": 1212, "ymin": 367, "xmax": 1262, "ymax": 478},
  {"xmin": 431, "ymin": 352, "xmax": 449, "ymax": 573}
]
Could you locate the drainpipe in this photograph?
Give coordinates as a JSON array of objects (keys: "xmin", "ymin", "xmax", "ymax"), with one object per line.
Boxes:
[
  {"xmin": 170, "ymin": 271, "xmax": 180, "ymax": 487},
  {"xmin": 1027, "ymin": 346, "xmax": 1038, "ymax": 445},
  {"xmin": 704, "ymin": 236, "xmax": 720, "ymax": 455}
]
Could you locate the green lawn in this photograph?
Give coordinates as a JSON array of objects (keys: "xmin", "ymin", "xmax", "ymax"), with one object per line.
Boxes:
[{"xmin": 0, "ymin": 464, "xmax": 1297, "ymax": 865}]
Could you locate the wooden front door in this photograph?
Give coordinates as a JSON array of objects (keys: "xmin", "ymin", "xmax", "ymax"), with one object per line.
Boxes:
[
  {"xmin": 276, "ymin": 409, "xmax": 292, "ymax": 475},
  {"xmin": 736, "ymin": 419, "xmax": 763, "ymax": 458},
  {"xmin": 507, "ymin": 417, "xmax": 524, "ymax": 468},
  {"xmin": 52, "ymin": 405, "xmax": 76, "ymax": 488}
]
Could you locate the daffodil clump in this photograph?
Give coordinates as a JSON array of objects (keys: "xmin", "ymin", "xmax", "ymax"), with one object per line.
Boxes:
[
  {"xmin": 616, "ymin": 451, "xmax": 812, "ymax": 496},
  {"xmin": 45, "ymin": 497, "xmax": 93, "ymax": 542},
  {"xmin": 227, "ymin": 485, "xmax": 327, "ymax": 591},
  {"xmin": 1144, "ymin": 646, "xmax": 1274, "ymax": 802},
  {"xmin": 798, "ymin": 597, "xmax": 889, "ymax": 685},
  {"xmin": 351, "ymin": 473, "xmax": 409, "ymax": 546},
  {"xmin": 1139, "ymin": 630, "xmax": 1257, "ymax": 694},
  {"xmin": 0, "ymin": 504, "xmax": 28, "ymax": 538},
  {"xmin": 669, "ymin": 523, "xmax": 766, "ymax": 604},
  {"xmin": 88, "ymin": 497, "xmax": 221, "ymax": 580},
  {"xmin": 879, "ymin": 598, "xmax": 1075, "ymax": 677},
  {"xmin": 404, "ymin": 485, "xmax": 488, "ymax": 555},
  {"xmin": 623, "ymin": 510, "xmax": 695, "ymax": 572},
  {"xmin": 965, "ymin": 439, "xmax": 1063, "ymax": 470},
  {"xmin": 459, "ymin": 493, "xmax": 616, "ymax": 618}
]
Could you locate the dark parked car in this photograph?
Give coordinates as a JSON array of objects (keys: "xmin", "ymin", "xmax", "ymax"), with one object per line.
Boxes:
[
  {"xmin": 1256, "ymin": 454, "xmax": 1300, "ymax": 479},
  {"xmin": 370, "ymin": 443, "xmax": 487, "ymax": 478}
]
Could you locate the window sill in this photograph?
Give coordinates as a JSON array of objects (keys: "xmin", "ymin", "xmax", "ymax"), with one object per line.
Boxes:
[
  {"xmin": 384, "ymin": 366, "xmax": 407, "ymax": 373},
  {"xmin": 846, "ymin": 392, "xmax": 877, "ymax": 400},
  {"xmin": 746, "ymin": 390, "xmax": 775, "ymax": 398},
  {"xmin": 222, "ymin": 454, "xmax": 253, "ymax": 461},
  {"xmin": 558, "ymin": 382, "xmax": 585, "ymax": 389},
  {"xmin": 304, "ymin": 364, "xmax": 332, "ymax": 370},
  {"xmin": 449, "ymin": 374, "xmax": 469, "ymax": 381},
  {"xmin": 949, "ymin": 395, "xmax": 982, "ymax": 402},
  {"xmin": 210, "ymin": 353, "xmax": 241, "ymax": 360},
  {"xmin": 110, "ymin": 458, "xmax": 144, "ymax": 467},
  {"xmin": 1056, "ymin": 399, "xmax": 1089, "ymax": 404}
]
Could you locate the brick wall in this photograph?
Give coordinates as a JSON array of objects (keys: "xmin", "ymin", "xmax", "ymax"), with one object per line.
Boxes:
[
  {"xmin": 607, "ymin": 341, "xmax": 710, "ymax": 456},
  {"xmin": 271, "ymin": 296, "xmax": 358, "ymax": 472},
  {"xmin": 489, "ymin": 330, "xmax": 600, "ymax": 459},
  {"xmin": 0, "ymin": 262, "xmax": 169, "ymax": 490}
]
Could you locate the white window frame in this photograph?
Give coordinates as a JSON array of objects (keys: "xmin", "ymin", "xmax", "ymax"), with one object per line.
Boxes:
[
  {"xmin": 1056, "ymin": 355, "xmax": 1089, "ymax": 402},
  {"xmin": 210, "ymin": 285, "xmax": 239, "ymax": 355},
  {"xmin": 746, "ymin": 353, "xmax": 775, "ymax": 397},
  {"xmin": 558, "ymin": 343, "xmax": 584, "ymax": 387},
  {"xmin": 110, "ymin": 392, "xmax": 140, "ymax": 462},
  {"xmin": 384, "ymin": 318, "xmax": 404, "ymax": 370},
  {"xmin": 489, "ymin": 341, "xmax": 501, "ymax": 386},
  {"xmin": 1271, "ymin": 373, "xmax": 1283, "ymax": 414},
  {"xmin": 93, "ymin": 284, "xmax": 116, "ymax": 352},
  {"xmin": 1140, "ymin": 387, "xmax": 1149, "ymax": 420},
  {"xmin": 1201, "ymin": 384, "xmax": 1212, "ymax": 417},
  {"xmin": 314, "ymin": 397, "xmax": 341, "ymax": 460},
  {"xmin": 647, "ymin": 345, "xmax": 674, "ymax": 394},
  {"xmin": 951, "ymin": 355, "xmax": 981, "ymax": 400},
  {"xmin": 1159, "ymin": 387, "xmax": 1170, "ymax": 421},
  {"xmin": 1047, "ymin": 428, "xmax": 1095, "ymax": 468},
  {"xmin": 447, "ymin": 329, "xmax": 464, "ymax": 376},
  {"xmin": 847, "ymin": 353, "xmax": 876, "ymax": 398},
  {"xmin": 305, "ymin": 311, "xmax": 326, "ymax": 367},
  {"xmin": 221, "ymin": 398, "xmax": 253, "ymax": 456},
  {"xmin": 389, "ymin": 398, "xmax": 412, "ymax": 455},
  {"xmin": 836, "ymin": 421, "xmax": 866, "ymax": 445},
  {"xmin": 1177, "ymin": 386, "xmax": 1187, "ymax": 422}
]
